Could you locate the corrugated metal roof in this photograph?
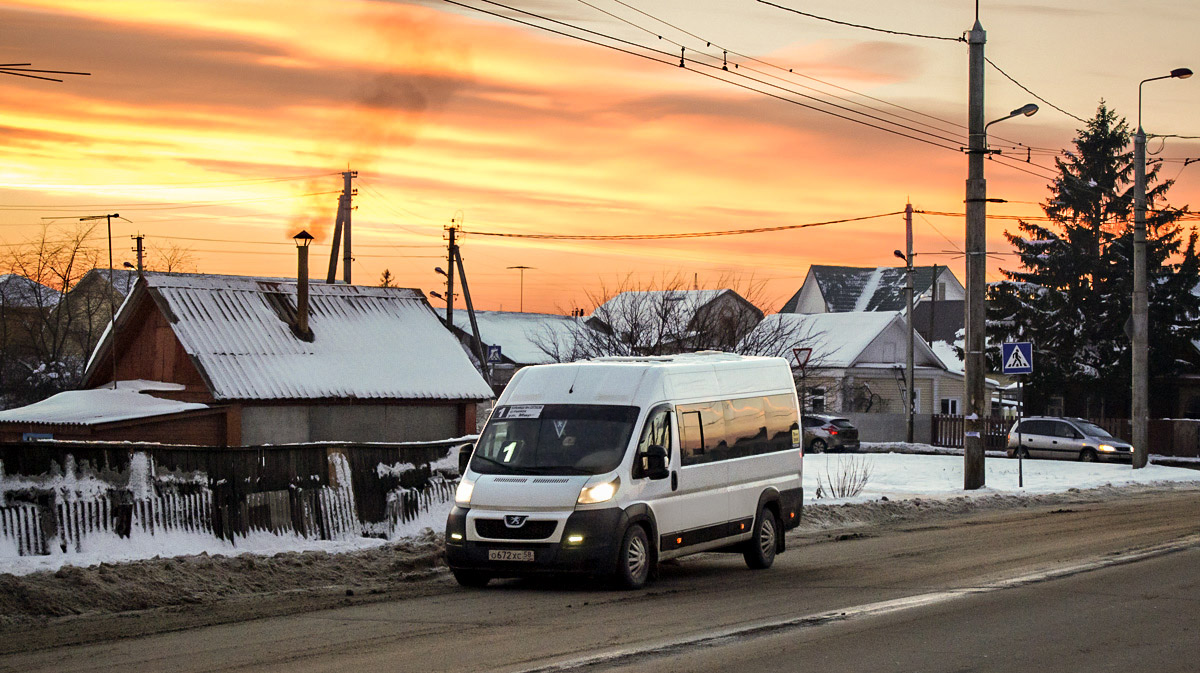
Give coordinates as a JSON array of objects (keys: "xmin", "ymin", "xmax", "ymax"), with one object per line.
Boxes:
[{"xmin": 117, "ymin": 273, "xmax": 492, "ymax": 401}]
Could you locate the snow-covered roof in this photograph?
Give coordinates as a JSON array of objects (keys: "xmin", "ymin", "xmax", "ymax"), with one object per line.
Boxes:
[
  {"xmin": 746, "ymin": 311, "xmax": 946, "ymax": 371},
  {"xmin": 588, "ymin": 289, "xmax": 760, "ymax": 348},
  {"xmin": 0, "ymin": 380, "xmax": 207, "ymax": 425},
  {"xmin": 781, "ymin": 265, "xmax": 955, "ymax": 313},
  {"xmin": 80, "ymin": 268, "xmax": 140, "ymax": 296},
  {"xmin": 0, "ymin": 274, "xmax": 60, "ymax": 308},
  {"xmin": 86, "ymin": 272, "xmax": 492, "ymax": 402},
  {"xmin": 451, "ymin": 310, "xmax": 586, "ymax": 365},
  {"xmin": 930, "ymin": 340, "xmax": 964, "ymax": 375}
]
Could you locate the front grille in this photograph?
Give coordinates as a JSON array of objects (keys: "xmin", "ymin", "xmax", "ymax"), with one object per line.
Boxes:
[{"xmin": 475, "ymin": 519, "xmax": 557, "ymax": 540}]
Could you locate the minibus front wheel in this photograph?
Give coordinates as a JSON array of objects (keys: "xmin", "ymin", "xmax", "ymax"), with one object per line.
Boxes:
[{"xmin": 614, "ymin": 525, "xmax": 652, "ymax": 590}]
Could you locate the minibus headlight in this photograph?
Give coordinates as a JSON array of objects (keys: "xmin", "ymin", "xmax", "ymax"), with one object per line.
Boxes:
[
  {"xmin": 577, "ymin": 477, "xmax": 620, "ymax": 505},
  {"xmin": 455, "ymin": 477, "xmax": 476, "ymax": 506},
  {"xmin": 1098, "ymin": 444, "xmax": 1115, "ymax": 452}
]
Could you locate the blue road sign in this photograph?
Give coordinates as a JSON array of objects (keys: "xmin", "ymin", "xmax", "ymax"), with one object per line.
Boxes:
[
  {"xmin": 1002, "ymin": 342, "xmax": 1033, "ymax": 375},
  {"xmin": 487, "ymin": 345, "xmax": 502, "ymax": 364}
]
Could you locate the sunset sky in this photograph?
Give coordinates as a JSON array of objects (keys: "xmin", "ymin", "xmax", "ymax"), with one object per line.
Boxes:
[{"xmin": 2, "ymin": 0, "xmax": 1198, "ymax": 314}]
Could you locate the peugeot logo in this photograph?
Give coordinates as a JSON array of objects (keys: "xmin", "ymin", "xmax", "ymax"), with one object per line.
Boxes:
[{"xmin": 504, "ymin": 515, "xmax": 528, "ymax": 528}]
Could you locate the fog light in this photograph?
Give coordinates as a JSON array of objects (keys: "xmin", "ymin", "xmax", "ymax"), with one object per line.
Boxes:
[
  {"xmin": 566, "ymin": 534, "xmax": 584, "ymax": 544},
  {"xmin": 450, "ymin": 532, "xmax": 463, "ymax": 540}
]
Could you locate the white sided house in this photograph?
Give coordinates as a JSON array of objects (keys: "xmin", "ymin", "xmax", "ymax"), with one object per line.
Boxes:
[
  {"xmin": 20, "ymin": 272, "xmax": 497, "ymax": 446},
  {"xmin": 749, "ymin": 311, "xmax": 988, "ymax": 417},
  {"xmin": 781, "ymin": 265, "xmax": 964, "ymax": 315}
]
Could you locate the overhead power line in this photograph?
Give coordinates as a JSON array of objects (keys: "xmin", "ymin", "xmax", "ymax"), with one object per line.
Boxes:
[
  {"xmin": 0, "ymin": 190, "xmax": 341, "ymax": 212},
  {"xmin": 984, "ymin": 57, "xmax": 1086, "ymax": 123},
  {"xmin": 462, "ymin": 211, "xmax": 903, "ymax": 240},
  {"xmin": 756, "ymin": 0, "xmax": 963, "ymax": 42}
]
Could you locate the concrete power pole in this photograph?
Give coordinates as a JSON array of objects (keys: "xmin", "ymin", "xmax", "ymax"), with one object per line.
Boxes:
[
  {"xmin": 132, "ymin": 234, "xmax": 144, "ymax": 276},
  {"xmin": 905, "ymin": 203, "xmax": 915, "ymax": 443},
  {"xmin": 445, "ymin": 222, "xmax": 457, "ymax": 326},
  {"xmin": 325, "ymin": 170, "xmax": 357, "ymax": 284},
  {"xmin": 963, "ymin": 17, "xmax": 987, "ymax": 490}
]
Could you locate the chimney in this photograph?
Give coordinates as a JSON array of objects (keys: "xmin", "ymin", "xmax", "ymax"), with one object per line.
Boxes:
[{"xmin": 293, "ymin": 230, "xmax": 314, "ymax": 340}]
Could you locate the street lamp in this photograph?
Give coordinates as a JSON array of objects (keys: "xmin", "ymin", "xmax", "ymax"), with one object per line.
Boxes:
[
  {"xmin": 964, "ymin": 89, "xmax": 1038, "ymax": 490},
  {"xmin": 507, "ymin": 266, "xmax": 534, "ymax": 312},
  {"xmin": 1132, "ymin": 66, "xmax": 1191, "ymax": 469}
]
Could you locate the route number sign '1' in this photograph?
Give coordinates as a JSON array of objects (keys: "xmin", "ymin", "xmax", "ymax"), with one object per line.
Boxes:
[{"xmin": 1001, "ymin": 342, "xmax": 1033, "ymax": 375}]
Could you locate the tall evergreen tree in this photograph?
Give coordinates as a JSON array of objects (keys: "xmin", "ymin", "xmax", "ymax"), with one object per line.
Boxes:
[{"xmin": 988, "ymin": 102, "xmax": 1200, "ymax": 416}]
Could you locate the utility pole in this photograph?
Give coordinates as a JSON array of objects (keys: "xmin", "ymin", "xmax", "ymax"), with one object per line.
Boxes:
[
  {"xmin": 132, "ymin": 234, "xmax": 144, "ymax": 277},
  {"xmin": 80, "ymin": 213, "xmax": 122, "ymax": 389},
  {"xmin": 963, "ymin": 15, "xmax": 987, "ymax": 490},
  {"xmin": 455, "ymin": 248, "xmax": 492, "ymax": 388},
  {"xmin": 325, "ymin": 170, "xmax": 357, "ymax": 284},
  {"xmin": 904, "ymin": 203, "xmax": 915, "ymax": 443},
  {"xmin": 445, "ymin": 219, "xmax": 458, "ymax": 326},
  {"xmin": 1132, "ymin": 67, "xmax": 1192, "ymax": 468}
]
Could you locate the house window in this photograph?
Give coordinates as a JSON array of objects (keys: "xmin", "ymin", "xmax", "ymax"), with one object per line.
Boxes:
[
  {"xmin": 940, "ymin": 398, "xmax": 959, "ymax": 415},
  {"xmin": 1046, "ymin": 396, "xmax": 1065, "ymax": 417},
  {"xmin": 937, "ymin": 282, "xmax": 947, "ymax": 300},
  {"xmin": 910, "ymin": 388, "xmax": 921, "ymax": 414},
  {"xmin": 809, "ymin": 387, "xmax": 825, "ymax": 413}
]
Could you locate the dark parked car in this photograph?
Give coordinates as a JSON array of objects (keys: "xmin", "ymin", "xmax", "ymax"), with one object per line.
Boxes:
[
  {"xmin": 1006, "ymin": 416, "xmax": 1133, "ymax": 462},
  {"xmin": 802, "ymin": 414, "xmax": 859, "ymax": 453}
]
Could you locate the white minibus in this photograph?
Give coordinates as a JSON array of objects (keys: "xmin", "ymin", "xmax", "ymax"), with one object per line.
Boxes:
[{"xmin": 445, "ymin": 352, "xmax": 804, "ymax": 589}]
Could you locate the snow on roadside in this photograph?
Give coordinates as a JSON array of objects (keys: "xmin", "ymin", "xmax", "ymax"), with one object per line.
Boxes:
[
  {"xmin": 4, "ymin": 449, "xmax": 1199, "ymax": 576},
  {"xmin": 804, "ymin": 449, "xmax": 1200, "ymax": 506},
  {"xmin": 1, "ymin": 527, "xmax": 389, "ymax": 577}
]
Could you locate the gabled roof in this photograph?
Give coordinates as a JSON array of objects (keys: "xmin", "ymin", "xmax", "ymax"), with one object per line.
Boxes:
[
  {"xmin": 450, "ymin": 310, "xmax": 586, "ymax": 365},
  {"xmin": 77, "ymin": 268, "xmax": 139, "ymax": 296},
  {"xmin": 745, "ymin": 311, "xmax": 945, "ymax": 370},
  {"xmin": 781, "ymin": 265, "xmax": 951, "ymax": 313},
  {"xmin": 0, "ymin": 274, "xmax": 60, "ymax": 308},
  {"xmin": 85, "ymin": 272, "xmax": 492, "ymax": 402}
]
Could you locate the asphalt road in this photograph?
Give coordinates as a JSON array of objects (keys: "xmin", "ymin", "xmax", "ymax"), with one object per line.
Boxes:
[{"xmin": 2, "ymin": 489, "xmax": 1198, "ymax": 673}]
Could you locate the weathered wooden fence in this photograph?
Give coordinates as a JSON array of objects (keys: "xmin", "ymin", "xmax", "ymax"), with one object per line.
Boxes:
[
  {"xmin": 0, "ymin": 437, "xmax": 472, "ymax": 557},
  {"xmin": 930, "ymin": 415, "xmax": 1011, "ymax": 450}
]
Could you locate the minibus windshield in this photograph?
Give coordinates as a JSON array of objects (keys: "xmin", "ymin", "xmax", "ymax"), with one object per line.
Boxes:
[{"xmin": 471, "ymin": 404, "xmax": 639, "ymax": 476}]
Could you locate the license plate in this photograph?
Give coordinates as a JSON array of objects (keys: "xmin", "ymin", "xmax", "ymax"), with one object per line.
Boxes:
[{"xmin": 488, "ymin": 549, "xmax": 535, "ymax": 562}]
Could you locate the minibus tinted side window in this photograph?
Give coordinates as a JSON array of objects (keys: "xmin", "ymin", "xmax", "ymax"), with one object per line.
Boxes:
[
  {"xmin": 764, "ymin": 394, "xmax": 800, "ymax": 453},
  {"xmin": 722, "ymin": 397, "xmax": 767, "ymax": 459},
  {"xmin": 677, "ymin": 402, "xmax": 725, "ymax": 466}
]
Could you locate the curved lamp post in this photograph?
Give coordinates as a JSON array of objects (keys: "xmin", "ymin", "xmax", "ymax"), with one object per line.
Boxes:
[{"xmin": 1132, "ymin": 67, "xmax": 1191, "ymax": 469}]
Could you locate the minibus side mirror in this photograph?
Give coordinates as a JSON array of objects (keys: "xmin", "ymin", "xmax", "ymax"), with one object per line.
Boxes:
[
  {"xmin": 644, "ymin": 445, "xmax": 670, "ymax": 480},
  {"xmin": 458, "ymin": 443, "xmax": 475, "ymax": 475}
]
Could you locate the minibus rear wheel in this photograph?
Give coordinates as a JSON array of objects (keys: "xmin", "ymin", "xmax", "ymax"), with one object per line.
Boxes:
[{"xmin": 743, "ymin": 506, "xmax": 779, "ymax": 570}]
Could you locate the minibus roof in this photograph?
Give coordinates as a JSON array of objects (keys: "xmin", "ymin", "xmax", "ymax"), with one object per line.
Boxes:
[{"xmin": 497, "ymin": 353, "xmax": 796, "ymax": 409}]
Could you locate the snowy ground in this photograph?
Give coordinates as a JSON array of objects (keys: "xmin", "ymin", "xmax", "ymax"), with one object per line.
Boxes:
[{"xmin": 2, "ymin": 446, "xmax": 1198, "ymax": 577}]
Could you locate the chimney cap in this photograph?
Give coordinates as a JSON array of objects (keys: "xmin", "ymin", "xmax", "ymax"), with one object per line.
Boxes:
[{"xmin": 293, "ymin": 230, "xmax": 314, "ymax": 247}]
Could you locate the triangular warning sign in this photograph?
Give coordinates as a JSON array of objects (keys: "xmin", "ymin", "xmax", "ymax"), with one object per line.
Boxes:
[{"xmin": 1005, "ymin": 347, "xmax": 1030, "ymax": 371}]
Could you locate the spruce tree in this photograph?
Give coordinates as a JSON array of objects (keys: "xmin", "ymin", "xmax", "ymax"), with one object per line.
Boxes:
[{"xmin": 988, "ymin": 102, "xmax": 1200, "ymax": 416}]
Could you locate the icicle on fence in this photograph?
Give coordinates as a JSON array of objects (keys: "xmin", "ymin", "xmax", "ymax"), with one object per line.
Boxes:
[
  {"xmin": 0, "ymin": 504, "xmax": 47, "ymax": 556},
  {"xmin": 134, "ymin": 491, "xmax": 212, "ymax": 536},
  {"xmin": 384, "ymin": 474, "xmax": 458, "ymax": 531}
]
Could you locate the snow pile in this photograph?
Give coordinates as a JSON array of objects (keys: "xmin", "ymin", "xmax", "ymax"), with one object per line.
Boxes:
[
  {"xmin": 804, "ymin": 451, "xmax": 1200, "ymax": 504},
  {"xmin": 0, "ymin": 380, "xmax": 207, "ymax": 425}
]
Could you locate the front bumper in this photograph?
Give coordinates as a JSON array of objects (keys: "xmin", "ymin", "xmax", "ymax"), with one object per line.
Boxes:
[{"xmin": 445, "ymin": 506, "xmax": 625, "ymax": 577}]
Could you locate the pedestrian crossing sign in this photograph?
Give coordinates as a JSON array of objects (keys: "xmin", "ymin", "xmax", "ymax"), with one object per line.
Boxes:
[{"xmin": 1002, "ymin": 342, "xmax": 1033, "ymax": 374}]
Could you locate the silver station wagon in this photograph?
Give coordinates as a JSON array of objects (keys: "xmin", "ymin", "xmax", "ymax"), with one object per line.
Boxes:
[{"xmin": 1006, "ymin": 416, "xmax": 1133, "ymax": 462}]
